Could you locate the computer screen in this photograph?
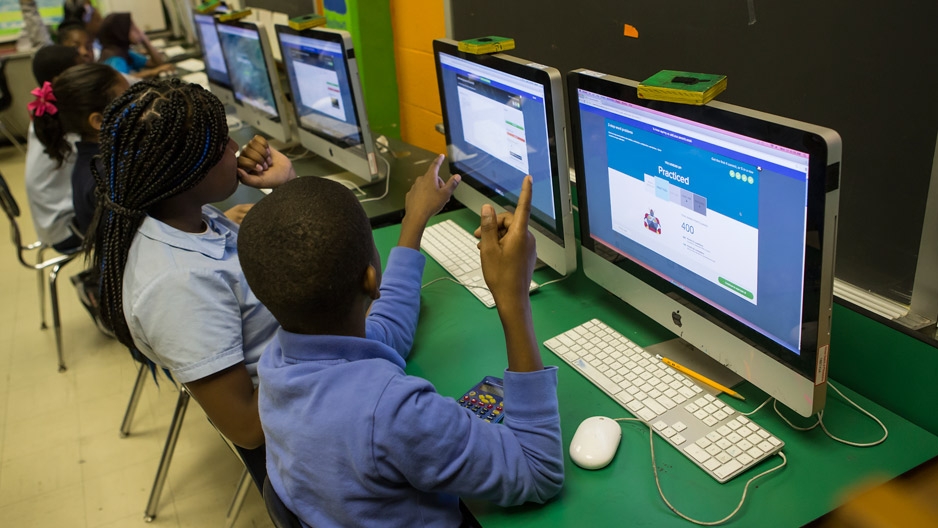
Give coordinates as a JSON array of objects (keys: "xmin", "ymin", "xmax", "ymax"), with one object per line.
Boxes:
[
  {"xmin": 275, "ymin": 25, "xmax": 383, "ymax": 184},
  {"xmin": 216, "ymin": 20, "xmax": 292, "ymax": 142},
  {"xmin": 192, "ymin": 12, "xmax": 235, "ymax": 105},
  {"xmin": 433, "ymin": 39, "xmax": 576, "ymax": 276},
  {"xmin": 569, "ymin": 70, "xmax": 841, "ymax": 417}
]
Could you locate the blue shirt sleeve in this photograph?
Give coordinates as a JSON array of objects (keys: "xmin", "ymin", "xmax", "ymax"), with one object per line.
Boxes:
[
  {"xmin": 101, "ymin": 56, "xmax": 130, "ymax": 74},
  {"xmin": 129, "ymin": 50, "xmax": 149, "ymax": 71},
  {"xmin": 365, "ymin": 246, "xmax": 425, "ymax": 359},
  {"xmin": 371, "ymin": 367, "xmax": 565, "ymax": 506}
]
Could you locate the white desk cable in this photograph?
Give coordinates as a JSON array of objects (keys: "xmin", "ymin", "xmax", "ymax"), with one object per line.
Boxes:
[
  {"xmin": 359, "ymin": 153, "xmax": 392, "ymax": 203},
  {"xmin": 614, "ymin": 417, "xmax": 787, "ymax": 526},
  {"xmin": 769, "ymin": 381, "xmax": 888, "ymax": 447}
]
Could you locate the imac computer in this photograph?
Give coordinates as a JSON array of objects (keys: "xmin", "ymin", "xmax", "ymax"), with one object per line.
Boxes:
[
  {"xmin": 191, "ymin": 12, "xmax": 236, "ymax": 107},
  {"xmin": 568, "ymin": 70, "xmax": 841, "ymax": 417},
  {"xmin": 216, "ymin": 19, "xmax": 294, "ymax": 143},
  {"xmin": 275, "ymin": 25, "xmax": 385, "ymax": 184},
  {"xmin": 432, "ymin": 39, "xmax": 576, "ymax": 276}
]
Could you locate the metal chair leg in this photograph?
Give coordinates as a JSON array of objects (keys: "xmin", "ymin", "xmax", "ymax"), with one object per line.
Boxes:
[
  {"xmin": 49, "ymin": 262, "xmax": 66, "ymax": 372},
  {"xmin": 36, "ymin": 267, "xmax": 47, "ymax": 329},
  {"xmin": 225, "ymin": 468, "xmax": 252, "ymax": 528},
  {"xmin": 144, "ymin": 389, "xmax": 190, "ymax": 523},
  {"xmin": 121, "ymin": 363, "xmax": 148, "ymax": 437}
]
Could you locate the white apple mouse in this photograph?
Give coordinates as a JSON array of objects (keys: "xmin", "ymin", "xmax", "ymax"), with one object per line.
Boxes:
[{"xmin": 569, "ymin": 416, "xmax": 622, "ymax": 469}]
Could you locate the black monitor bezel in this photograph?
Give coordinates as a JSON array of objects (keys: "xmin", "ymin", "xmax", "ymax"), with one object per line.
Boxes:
[
  {"xmin": 568, "ymin": 71, "xmax": 833, "ymax": 380},
  {"xmin": 433, "ymin": 40, "xmax": 568, "ymax": 246}
]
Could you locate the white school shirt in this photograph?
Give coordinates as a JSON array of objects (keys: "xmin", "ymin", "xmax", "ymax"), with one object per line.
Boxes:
[
  {"xmin": 122, "ymin": 205, "xmax": 279, "ymax": 384},
  {"xmin": 24, "ymin": 123, "xmax": 79, "ymax": 246}
]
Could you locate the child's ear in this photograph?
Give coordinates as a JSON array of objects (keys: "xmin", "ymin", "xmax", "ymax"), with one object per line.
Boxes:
[
  {"xmin": 362, "ymin": 264, "xmax": 380, "ymax": 301},
  {"xmin": 88, "ymin": 112, "xmax": 104, "ymax": 131}
]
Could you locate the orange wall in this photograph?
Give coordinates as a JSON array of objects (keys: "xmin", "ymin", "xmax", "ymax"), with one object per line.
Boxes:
[{"xmin": 389, "ymin": 0, "xmax": 446, "ymax": 155}]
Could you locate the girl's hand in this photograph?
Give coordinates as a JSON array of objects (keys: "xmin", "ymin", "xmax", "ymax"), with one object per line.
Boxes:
[{"xmin": 237, "ymin": 135, "xmax": 296, "ymax": 189}]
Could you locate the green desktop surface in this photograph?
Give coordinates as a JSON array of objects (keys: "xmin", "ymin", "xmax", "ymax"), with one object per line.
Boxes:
[{"xmin": 372, "ymin": 208, "xmax": 938, "ymax": 527}]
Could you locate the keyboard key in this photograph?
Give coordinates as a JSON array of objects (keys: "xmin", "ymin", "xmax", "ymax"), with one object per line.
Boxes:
[
  {"xmin": 661, "ymin": 427, "xmax": 676, "ymax": 438},
  {"xmin": 653, "ymin": 420, "xmax": 668, "ymax": 431},
  {"xmin": 714, "ymin": 460, "xmax": 743, "ymax": 480},
  {"xmin": 685, "ymin": 444, "xmax": 711, "ymax": 463},
  {"xmin": 737, "ymin": 453, "xmax": 753, "ymax": 466},
  {"xmin": 717, "ymin": 426, "xmax": 732, "ymax": 436},
  {"xmin": 672, "ymin": 421, "xmax": 687, "ymax": 432},
  {"xmin": 704, "ymin": 458, "xmax": 722, "ymax": 471},
  {"xmin": 671, "ymin": 434, "xmax": 686, "ymax": 445}
]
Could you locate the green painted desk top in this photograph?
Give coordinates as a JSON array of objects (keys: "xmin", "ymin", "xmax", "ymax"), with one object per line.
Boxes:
[{"xmin": 373, "ymin": 208, "xmax": 938, "ymax": 527}]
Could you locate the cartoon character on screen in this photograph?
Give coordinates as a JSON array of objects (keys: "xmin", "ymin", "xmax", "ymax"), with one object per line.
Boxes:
[{"xmin": 644, "ymin": 209, "xmax": 662, "ymax": 234}]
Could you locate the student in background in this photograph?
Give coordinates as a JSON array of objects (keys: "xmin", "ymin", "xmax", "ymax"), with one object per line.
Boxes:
[
  {"xmin": 96, "ymin": 13, "xmax": 173, "ymax": 79},
  {"xmin": 23, "ymin": 45, "xmax": 83, "ymax": 252},
  {"xmin": 57, "ymin": 22, "xmax": 95, "ymax": 63},
  {"xmin": 62, "ymin": 0, "xmax": 101, "ymax": 38},
  {"xmin": 31, "ymin": 63, "xmax": 129, "ymax": 236},
  {"xmin": 238, "ymin": 172, "xmax": 564, "ymax": 526}
]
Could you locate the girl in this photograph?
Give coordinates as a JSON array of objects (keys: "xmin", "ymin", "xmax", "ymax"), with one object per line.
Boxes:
[
  {"xmin": 96, "ymin": 13, "xmax": 173, "ymax": 79},
  {"xmin": 88, "ymin": 78, "xmax": 294, "ymax": 449},
  {"xmin": 24, "ymin": 44, "xmax": 84, "ymax": 251},
  {"xmin": 32, "ymin": 63, "xmax": 129, "ymax": 235},
  {"xmin": 57, "ymin": 22, "xmax": 95, "ymax": 63}
]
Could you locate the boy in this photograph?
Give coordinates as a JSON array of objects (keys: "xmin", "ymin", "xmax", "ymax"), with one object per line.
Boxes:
[{"xmin": 238, "ymin": 163, "xmax": 564, "ymax": 527}]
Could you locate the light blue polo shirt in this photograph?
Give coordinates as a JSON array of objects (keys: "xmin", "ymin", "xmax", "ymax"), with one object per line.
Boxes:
[{"xmin": 122, "ymin": 205, "xmax": 278, "ymax": 384}]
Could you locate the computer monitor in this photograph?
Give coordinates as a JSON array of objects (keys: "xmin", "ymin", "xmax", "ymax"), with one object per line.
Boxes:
[
  {"xmin": 216, "ymin": 19, "xmax": 293, "ymax": 143},
  {"xmin": 433, "ymin": 39, "xmax": 576, "ymax": 276},
  {"xmin": 275, "ymin": 25, "xmax": 384, "ymax": 184},
  {"xmin": 191, "ymin": 12, "xmax": 236, "ymax": 107},
  {"xmin": 568, "ymin": 70, "xmax": 841, "ymax": 417}
]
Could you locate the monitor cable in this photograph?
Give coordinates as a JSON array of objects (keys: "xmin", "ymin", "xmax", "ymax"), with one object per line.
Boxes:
[
  {"xmin": 614, "ymin": 417, "xmax": 787, "ymax": 526},
  {"xmin": 766, "ymin": 381, "xmax": 888, "ymax": 447}
]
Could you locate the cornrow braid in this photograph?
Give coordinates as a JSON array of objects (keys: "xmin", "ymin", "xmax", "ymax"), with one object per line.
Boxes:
[{"xmin": 84, "ymin": 78, "xmax": 228, "ymax": 351}]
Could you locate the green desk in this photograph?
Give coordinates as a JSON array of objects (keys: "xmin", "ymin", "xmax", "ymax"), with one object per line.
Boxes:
[{"xmin": 373, "ymin": 208, "xmax": 938, "ymax": 527}]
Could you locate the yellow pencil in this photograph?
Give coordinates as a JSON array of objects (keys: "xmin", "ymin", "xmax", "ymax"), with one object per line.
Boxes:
[{"xmin": 659, "ymin": 356, "xmax": 746, "ymax": 401}]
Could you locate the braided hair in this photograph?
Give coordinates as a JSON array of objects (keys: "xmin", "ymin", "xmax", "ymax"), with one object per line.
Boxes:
[{"xmin": 86, "ymin": 78, "xmax": 228, "ymax": 350}]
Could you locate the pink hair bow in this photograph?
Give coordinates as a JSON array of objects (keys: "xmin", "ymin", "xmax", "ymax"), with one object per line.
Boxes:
[{"xmin": 27, "ymin": 82, "xmax": 58, "ymax": 117}]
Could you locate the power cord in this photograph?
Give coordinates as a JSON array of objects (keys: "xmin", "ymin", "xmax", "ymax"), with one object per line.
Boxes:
[
  {"xmin": 359, "ymin": 153, "xmax": 392, "ymax": 203},
  {"xmin": 768, "ymin": 381, "xmax": 888, "ymax": 447},
  {"xmin": 613, "ymin": 417, "xmax": 787, "ymax": 526}
]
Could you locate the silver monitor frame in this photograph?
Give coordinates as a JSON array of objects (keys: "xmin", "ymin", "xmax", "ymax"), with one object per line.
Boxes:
[
  {"xmin": 434, "ymin": 39, "xmax": 576, "ymax": 276},
  {"xmin": 275, "ymin": 25, "xmax": 384, "ymax": 185},
  {"xmin": 570, "ymin": 71, "xmax": 840, "ymax": 417},
  {"xmin": 216, "ymin": 19, "xmax": 294, "ymax": 143},
  {"xmin": 191, "ymin": 11, "xmax": 237, "ymax": 107}
]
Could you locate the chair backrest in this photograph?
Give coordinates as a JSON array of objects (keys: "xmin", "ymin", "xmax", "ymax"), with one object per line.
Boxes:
[
  {"xmin": 263, "ymin": 475, "xmax": 303, "ymax": 528},
  {"xmin": 0, "ymin": 58, "xmax": 12, "ymax": 113},
  {"xmin": 0, "ymin": 169, "xmax": 27, "ymax": 254}
]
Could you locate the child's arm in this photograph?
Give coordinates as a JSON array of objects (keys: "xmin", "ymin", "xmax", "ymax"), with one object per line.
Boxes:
[
  {"xmin": 237, "ymin": 135, "xmax": 296, "ymax": 189},
  {"xmin": 478, "ymin": 176, "xmax": 542, "ymax": 372},
  {"xmin": 397, "ymin": 154, "xmax": 460, "ymax": 250},
  {"xmin": 185, "ymin": 363, "xmax": 264, "ymax": 449},
  {"xmin": 365, "ymin": 154, "xmax": 459, "ymax": 355}
]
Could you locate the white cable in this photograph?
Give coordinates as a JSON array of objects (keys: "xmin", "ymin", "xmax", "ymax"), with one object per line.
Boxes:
[
  {"xmin": 613, "ymin": 417, "xmax": 787, "ymax": 526},
  {"xmin": 537, "ymin": 274, "xmax": 571, "ymax": 288},
  {"xmin": 740, "ymin": 396, "xmax": 773, "ymax": 417},
  {"xmin": 421, "ymin": 276, "xmax": 490, "ymax": 292},
  {"xmin": 817, "ymin": 381, "xmax": 889, "ymax": 447},
  {"xmin": 773, "ymin": 400, "xmax": 820, "ymax": 431},
  {"xmin": 359, "ymin": 153, "xmax": 392, "ymax": 203}
]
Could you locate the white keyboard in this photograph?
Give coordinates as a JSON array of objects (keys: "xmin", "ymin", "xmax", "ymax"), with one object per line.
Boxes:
[
  {"xmin": 545, "ymin": 319, "xmax": 783, "ymax": 483},
  {"xmin": 421, "ymin": 219, "xmax": 537, "ymax": 308}
]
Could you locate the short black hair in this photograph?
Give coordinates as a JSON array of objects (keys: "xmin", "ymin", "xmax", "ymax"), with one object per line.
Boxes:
[
  {"xmin": 31, "ymin": 44, "xmax": 80, "ymax": 85},
  {"xmin": 238, "ymin": 177, "xmax": 374, "ymax": 333}
]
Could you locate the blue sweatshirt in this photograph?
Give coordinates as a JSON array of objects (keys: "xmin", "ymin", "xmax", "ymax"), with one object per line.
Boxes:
[{"xmin": 258, "ymin": 246, "xmax": 564, "ymax": 527}]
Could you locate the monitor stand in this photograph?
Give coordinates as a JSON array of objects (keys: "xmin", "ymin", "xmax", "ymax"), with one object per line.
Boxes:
[{"xmin": 644, "ymin": 339, "xmax": 744, "ymax": 397}]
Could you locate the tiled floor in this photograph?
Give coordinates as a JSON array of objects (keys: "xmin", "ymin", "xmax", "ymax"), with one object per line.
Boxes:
[{"xmin": 0, "ymin": 145, "xmax": 273, "ymax": 527}]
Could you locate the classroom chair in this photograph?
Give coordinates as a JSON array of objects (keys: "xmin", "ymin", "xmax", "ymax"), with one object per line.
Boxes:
[
  {"xmin": 263, "ymin": 475, "xmax": 302, "ymax": 528},
  {"xmin": 120, "ymin": 364, "xmax": 264, "ymax": 527},
  {"xmin": 0, "ymin": 169, "xmax": 79, "ymax": 371}
]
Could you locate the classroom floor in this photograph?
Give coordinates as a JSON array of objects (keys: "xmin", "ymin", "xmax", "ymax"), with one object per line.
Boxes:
[{"xmin": 0, "ymin": 145, "xmax": 274, "ymax": 527}]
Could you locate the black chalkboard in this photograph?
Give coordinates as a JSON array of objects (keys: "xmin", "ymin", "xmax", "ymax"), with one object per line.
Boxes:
[{"xmin": 452, "ymin": 0, "xmax": 938, "ymax": 302}]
